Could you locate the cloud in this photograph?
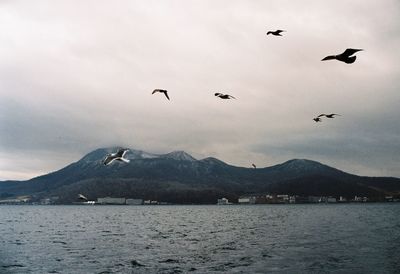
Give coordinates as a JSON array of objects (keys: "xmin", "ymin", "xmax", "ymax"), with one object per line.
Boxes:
[{"xmin": 1, "ymin": 0, "xmax": 400, "ymax": 180}]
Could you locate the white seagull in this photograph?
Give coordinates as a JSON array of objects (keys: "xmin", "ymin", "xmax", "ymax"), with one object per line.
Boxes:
[
  {"xmin": 103, "ymin": 148, "xmax": 130, "ymax": 166},
  {"xmin": 78, "ymin": 194, "xmax": 88, "ymax": 201}
]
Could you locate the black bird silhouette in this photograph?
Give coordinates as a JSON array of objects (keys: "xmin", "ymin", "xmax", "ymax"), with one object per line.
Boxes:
[
  {"xmin": 266, "ymin": 29, "xmax": 285, "ymax": 36},
  {"xmin": 313, "ymin": 117, "xmax": 322, "ymax": 122},
  {"xmin": 103, "ymin": 148, "xmax": 130, "ymax": 166},
  {"xmin": 321, "ymin": 48, "xmax": 363, "ymax": 64},
  {"xmin": 152, "ymin": 89, "xmax": 170, "ymax": 100},
  {"xmin": 215, "ymin": 93, "xmax": 236, "ymax": 99},
  {"xmin": 252, "ymin": 163, "xmax": 257, "ymax": 169},
  {"xmin": 317, "ymin": 113, "xmax": 341, "ymax": 118}
]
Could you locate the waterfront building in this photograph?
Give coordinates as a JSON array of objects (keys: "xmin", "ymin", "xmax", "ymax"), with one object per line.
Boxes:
[
  {"xmin": 40, "ymin": 198, "xmax": 51, "ymax": 205},
  {"xmin": 238, "ymin": 196, "xmax": 256, "ymax": 204},
  {"xmin": 0, "ymin": 198, "xmax": 30, "ymax": 205},
  {"xmin": 353, "ymin": 196, "xmax": 368, "ymax": 202},
  {"xmin": 97, "ymin": 197, "xmax": 126, "ymax": 205},
  {"xmin": 290, "ymin": 196, "xmax": 310, "ymax": 203},
  {"xmin": 217, "ymin": 198, "xmax": 231, "ymax": 205},
  {"xmin": 126, "ymin": 199, "xmax": 143, "ymax": 205},
  {"xmin": 327, "ymin": 197, "xmax": 337, "ymax": 203},
  {"xmin": 276, "ymin": 195, "xmax": 289, "ymax": 203},
  {"xmin": 143, "ymin": 200, "xmax": 158, "ymax": 205}
]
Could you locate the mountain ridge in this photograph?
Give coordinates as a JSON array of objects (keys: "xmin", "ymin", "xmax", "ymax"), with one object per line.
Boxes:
[{"xmin": 1, "ymin": 147, "xmax": 399, "ymax": 203}]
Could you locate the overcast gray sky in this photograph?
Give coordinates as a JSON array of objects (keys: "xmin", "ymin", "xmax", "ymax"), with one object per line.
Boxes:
[{"xmin": 1, "ymin": 0, "xmax": 399, "ymax": 180}]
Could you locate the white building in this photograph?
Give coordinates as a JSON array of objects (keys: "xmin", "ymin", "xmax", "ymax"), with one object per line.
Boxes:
[
  {"xmin": 238, "ymin": 196, "xmax": 256, "ymax": 204},
  {"xmin": 126, "ymin": 199, "xmax": 143, "ymax": 205},
  {"xmin": 277, "ymin": 194, "xmax": 289, "ymax": 203},
  {"xmin": 144, "ymin": 200, "xmax": 158, "ymax": 205},
  {"xmin": 217, "ymin": 198, "xmax": 231, "ymax": 205},
  {"xmin": 40, "ymin": 198, "xmax": 51, "ymax": 205},
  {"xmin": 327, "ymin": 197, "xmax": 337, "ymax": 203},
  {"xmin": 97, "ymin": 197, "xmax": 126, "ymax": 205}
]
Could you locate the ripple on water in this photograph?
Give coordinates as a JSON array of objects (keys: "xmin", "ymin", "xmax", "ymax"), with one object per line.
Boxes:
[
  {"xmin": 130, "ymin": 260, "xmax": 145, "ymax": 267},
  {"xmin": 1, "ymin": 204, "xmax": 399, "ymax": 273},
  {"xmin": 2, "ymin": 264, "xmax": 25, "ymax": 269},
  {"xmin": 159, "ymin": 259, "xmax": 180, "ymax": 264}
]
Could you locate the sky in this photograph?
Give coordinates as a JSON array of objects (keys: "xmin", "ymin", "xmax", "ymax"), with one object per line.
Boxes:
[{"xmin": 1, "ymin": 0, "xmax": 399, "ymax": 180}]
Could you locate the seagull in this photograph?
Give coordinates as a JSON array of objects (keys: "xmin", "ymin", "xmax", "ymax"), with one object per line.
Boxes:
[
  {"xmin": 321, "ymin": 48, "xmax": 363, "ymax": 64},
  {"xmin": 103, "ymin": 148, "xmax": 130, "ymax": 166},
  {"xmin": 78, "ymin": 194, "xmax": 88, "ymax": 201},
  {"xmin": 152, "ymin": 89, "xmax": 170, "ymax": 100},
  {"xmin": 266, "ymin": 30, "xmax": 285, "ymax": 36},
  {"xmin": 313, "ymin": 117, "xmax": 322, "ymax": 122},
  {"xmin": 252, "ymin": 163, "xmax": 257, "ymax": 169},
  {"xmin": 215, "ymin": 93, "xmax": 236, "ymax": 99},
  {"xmin": 317, "ymin": 113, "xmax": 341, "ymax": 119}
]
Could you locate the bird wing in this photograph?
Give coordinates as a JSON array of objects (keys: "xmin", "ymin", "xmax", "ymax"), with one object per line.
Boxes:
[
  {"xmin": 228, "ymin": 95, "xmax": 236, "ymax": 99},
  {"xmin": 78, "ymin": 194, "xmax": 88, "ymax": 200},
  {"xmin": 121, "ymin": 149, "xmax": 129, "ymax": 158},
  {"xmin": 117, "ymin": 158, "xmax": 130, "ymax": 163},
  {"xmin": 342, "ymin": 48, "xmax": 363, "ymax": 57},
  {"xmin": 321, "ymin": 55, "xmax": 336, "ymax": 61},
  {"xmin": 152, "ymin": 89, "xmax": 163, "ymax": 94},
  {"xmin": 163, "ymin": 91, "xmax": 170, "ymax": 100},
  {"xmin": 317, "ymin": 114, "xmax": 326, "ymax": 118},
  {"xmin": 116, "ymin": 149, "xmax": 128, "ymax": 157},
  {"xmin": 103, "ymin": 155, "xmax": 115, "ymax": 165},
  {"xmin": 277, "ymin": 30, "xmax": 285, "ymax": 33}
]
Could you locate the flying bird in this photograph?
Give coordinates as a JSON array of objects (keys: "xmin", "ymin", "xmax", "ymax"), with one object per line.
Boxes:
[
  {"xmin": 317, "ymin": 113, "xmax": 341, "ymax": 119},
  {"xmin": 321, "ymin": 48, "xmax": 363, "ymax": 64},
  {"xmin": 252, "ymin": 164, "xmax": 257, "ymax": 169},
  {"xmin": 78, "ymin": 194, "xmax": 88, "ymax": 201},
  {"xmin": 266, "ymin": 30, "xmax": 285, "ymax": 36},
  {"xmin": 215, "ymin": 93, "xmax": 236, "ymax": 99},
  {"xmin": 152, "ymin": 89, "xmax": 170, "ymax": 100},
  {"xmin": 103, "ymin": 148, "xmax": 130, "ymax": 166},
  {"xmin": 313, "ymin": 117, "xmax": 322, "ymax": 122}
]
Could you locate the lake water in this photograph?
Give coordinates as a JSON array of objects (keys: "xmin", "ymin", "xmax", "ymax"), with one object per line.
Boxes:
[{"xmin": 0, "ymin": 204, "xmax": 399, "ymax": 273}]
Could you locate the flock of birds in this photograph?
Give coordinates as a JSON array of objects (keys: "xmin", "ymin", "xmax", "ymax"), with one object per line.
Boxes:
[{"xmin": 102, "ymin": 29, "xmax": 363, "ymax": 169}]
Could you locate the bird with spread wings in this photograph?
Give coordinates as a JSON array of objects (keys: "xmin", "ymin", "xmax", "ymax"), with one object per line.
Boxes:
[{"xmin": 103, "ymin": 148, "xmax": 130, "ymax": 166}]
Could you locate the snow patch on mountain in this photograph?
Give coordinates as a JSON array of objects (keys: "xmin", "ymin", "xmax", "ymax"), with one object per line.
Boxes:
[{"xmin": 160, "ymin": 151, "xmax": 196, "ymax": 161}]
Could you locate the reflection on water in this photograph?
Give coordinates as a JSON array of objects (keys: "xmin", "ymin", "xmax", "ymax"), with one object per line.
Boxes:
[{"xmin": 0, "ymin": 204, "xmax": 399, "ymax": 273}]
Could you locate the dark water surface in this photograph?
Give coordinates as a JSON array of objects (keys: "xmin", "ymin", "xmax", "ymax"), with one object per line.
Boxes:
[{"xmin": 0, "ymin": 204, "xmax": 399, "ymax": 273}]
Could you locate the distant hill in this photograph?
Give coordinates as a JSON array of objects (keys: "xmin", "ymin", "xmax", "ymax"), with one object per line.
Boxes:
[{"xmin": 1, "ymin": 147, "xmax": 399, "ymax": 204}]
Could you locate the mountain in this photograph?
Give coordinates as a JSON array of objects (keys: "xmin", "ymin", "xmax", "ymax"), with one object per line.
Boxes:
[{"xmin": 1, "ymin": 148, "xmax": 399, "ymax": 204}]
